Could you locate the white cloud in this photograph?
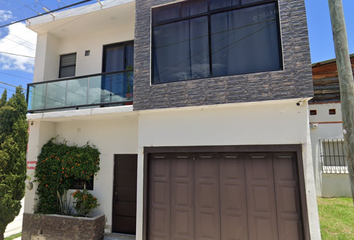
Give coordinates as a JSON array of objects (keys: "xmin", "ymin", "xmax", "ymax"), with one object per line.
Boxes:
[
  {"xmin": 0, "ymin": 10, "xmax": 12, "ymax": 22},
  {"xmin": 0, "ymin": 22, "xmax": 37, "ymax": 72}
]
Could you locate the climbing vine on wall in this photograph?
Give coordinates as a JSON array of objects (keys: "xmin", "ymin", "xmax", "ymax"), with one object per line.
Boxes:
[{"xmin": 34, "ymin": 139, "xmax": 100, "ymax": 214}]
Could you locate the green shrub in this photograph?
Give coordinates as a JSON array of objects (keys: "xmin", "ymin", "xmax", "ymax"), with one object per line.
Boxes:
[
  {"xmin": 72, "ymin": 189, "xmax": 100, "ymax": 216},
  {"xmin": 34, "ymin": 139, "xmax": 100, "ymax": 214}
]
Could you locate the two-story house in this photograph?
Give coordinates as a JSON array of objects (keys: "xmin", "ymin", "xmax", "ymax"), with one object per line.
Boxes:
[{"xmin": 23, "ymin": 0, "xmax": 321, "ymax": 239}]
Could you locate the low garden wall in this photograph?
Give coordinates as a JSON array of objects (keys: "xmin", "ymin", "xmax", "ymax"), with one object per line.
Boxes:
[{"xmin": 22, "ymin": 213, "xmax": 105, "ymax": 240}]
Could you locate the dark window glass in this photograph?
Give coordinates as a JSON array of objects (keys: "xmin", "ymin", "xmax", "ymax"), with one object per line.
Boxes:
[
  {"xmin": 182, "ymin": 0, "xmax": 208, "ymax": 17},
  {"xmin": 152, "ymin": 4, "xmax": 180, "ymax": 24},
  {"xmin": 103, "ymin": 42, "xmax": 134, "ymax": 72},
  {"xmin": 211, "ymin": 3, "xmax": 280, "ymax": 76},
  {"xmin": 153, "ymin": 17, "xmax": 210, "ymax": 83},
  {"xmin": 104, "ymin": 45, "xmax": 125, "ymax": 72},
  {"xmin": 210, "ymin": 0, "xmax": 240, "ymax": 10},
  {"xmin": 71, "ymin": 178, "xmax": 94, "ymax": 190},
  {"xmin": 152, "ymin": 0, "xmax": 281, "ymax": 84},
  {"xmin": 59, "ymin": 53, "xmax": 76, "ymax": 78},
  {"xmin": 242, "ymin": 0, "xmax": 267, "ymax": 5},
  {"xmin": 102, "ymin": 42, "xmax": 134, "ymax": 101}
]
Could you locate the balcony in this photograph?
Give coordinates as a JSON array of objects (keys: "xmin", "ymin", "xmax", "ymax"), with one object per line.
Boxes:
[{"xmin": 27, "ymin": 70, "xmax": 133, "ymax": 113}]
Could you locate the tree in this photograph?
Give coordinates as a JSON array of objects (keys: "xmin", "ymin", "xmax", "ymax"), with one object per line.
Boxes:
[
  {"xmin": 0, "ymin": 90, "xmax": 7, "ymax": 109},
  {"xmin": 328, "ymin": 0, "xmax": 354, "ymax": 202},
  {"xmin": 0, "ymin": 87, "xmax": 28, "ymax": 240}
]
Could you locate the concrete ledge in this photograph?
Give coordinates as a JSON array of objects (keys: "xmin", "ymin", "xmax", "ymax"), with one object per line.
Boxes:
[
  {"xmin": 27, "ymin": 105, "xmax": 134, "ymax": 121},
  {"xmin": 22, "ymin": 213, "xmax": 105, "ymax": 240},
  {"xmin": 322, "ymin": 173, "xmax": 351, "ymax": 197}
]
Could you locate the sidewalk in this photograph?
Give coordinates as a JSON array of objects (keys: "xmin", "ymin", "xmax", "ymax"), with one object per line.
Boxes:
[{"xmin": 4, "ymin": 199, "xmax": 24, "ymax": 239}]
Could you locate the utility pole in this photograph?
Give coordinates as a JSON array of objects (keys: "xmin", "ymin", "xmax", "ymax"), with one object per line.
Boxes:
[{"xmin": 328, "ymin": 0, "xmax": 354, "ymax": 202}]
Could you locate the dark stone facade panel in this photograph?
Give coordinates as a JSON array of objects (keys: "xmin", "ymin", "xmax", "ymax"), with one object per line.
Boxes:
[
  {"xmin": 22, "ymin": 213, "xmax": 105, "ymax": 240},
  {"xmin": 134, "ymin": 0, "xmax": 313, "ymax": 110}
]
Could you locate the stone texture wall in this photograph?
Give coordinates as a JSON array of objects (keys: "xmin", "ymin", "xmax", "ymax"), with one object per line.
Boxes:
[
  {"xmin": 133, "ymin": 0, "xmax": 313, "ymax": 110},
  {"xmin": 22, "ymin": 213, "xmax": 105, "ymax": 240}
]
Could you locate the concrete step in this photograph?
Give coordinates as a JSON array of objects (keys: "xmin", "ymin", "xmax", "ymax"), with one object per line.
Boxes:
[{"xmin": 104, "ymin": 233, "xmax": 135, "ymax": 240}]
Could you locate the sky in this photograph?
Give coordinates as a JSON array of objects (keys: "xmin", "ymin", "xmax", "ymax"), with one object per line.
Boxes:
[{"xmin": 0, "ymin": 0, "xmax": 353, "ymax": 97}]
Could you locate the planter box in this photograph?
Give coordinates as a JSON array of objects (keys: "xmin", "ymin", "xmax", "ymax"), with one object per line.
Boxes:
[{"xmin": 22, "ymin": 213, "xmax": 105, "ymax": 240}]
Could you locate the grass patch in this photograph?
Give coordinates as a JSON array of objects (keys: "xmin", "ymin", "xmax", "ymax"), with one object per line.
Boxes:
[
  {"xmin": 4, "ymin": 232, "xmax": 21, "ymax": 240},
  {"xmin": 318, "ymin": 197, "xmax": 354, "ymax": 240}
]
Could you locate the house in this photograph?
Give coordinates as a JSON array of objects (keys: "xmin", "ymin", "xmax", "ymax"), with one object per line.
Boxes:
[
  {"xmin": 23, "ymin": 0, "xmax": 321, "ymax": 239},
  {"xmin": 309, "ymin": 54, "xmax": 354, "ymax": 197}
]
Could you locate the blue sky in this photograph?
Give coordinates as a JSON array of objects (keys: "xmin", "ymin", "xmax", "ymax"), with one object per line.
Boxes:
[{"xmin": 0, "ymin": 0, "xmax": 353, "ymax": 97}]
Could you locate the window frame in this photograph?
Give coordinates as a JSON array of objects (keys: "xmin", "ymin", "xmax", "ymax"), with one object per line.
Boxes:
[
  {"xmin": 59, "ymin": 53, "xmax": 77, "ymax": 78},
  {"xmin": 151, "ymin": 0, "xmax": 283, "ymax": 84},
  {"xmin": 102, "ymin": 41, "xmax": 134, "ymax": 73},
  {"xmin": 70, "ymin": 178, "xmax": 94, "ymax": 190}
]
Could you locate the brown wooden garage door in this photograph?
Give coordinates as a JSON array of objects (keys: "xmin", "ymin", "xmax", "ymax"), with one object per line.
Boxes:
[{"xmin": 147, "ymin": 152, "xmax": 304, "ymax": 240}]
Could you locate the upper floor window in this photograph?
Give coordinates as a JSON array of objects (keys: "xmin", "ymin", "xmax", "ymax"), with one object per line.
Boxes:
[
  {"xmin": 152, "ymin": 0, "xmax": 282, "ymax": 84},
  {"xmin": 59, "ymin": 53, "xmax": 76, "ymax": 78},
  {"xmin": 103, "ymin": 42, "xmax": 134, "ymax": 73}
]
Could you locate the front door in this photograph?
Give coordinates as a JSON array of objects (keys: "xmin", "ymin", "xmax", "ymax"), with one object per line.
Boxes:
[{"xmin": 112, "ymin": 154, "xmax": 137, "ymax": 234}]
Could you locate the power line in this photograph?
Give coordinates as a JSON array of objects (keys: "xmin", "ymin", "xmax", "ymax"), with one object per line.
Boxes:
[
  {"xmin": 2, "ymin": 36, "xmax": 36, "ymax": 52},
  {"xmin": 0, "ymin": 71, "xmax": 33, "ymax": 81},
  {"xmin": 0, "ymin": 0, "xmax": 94, "ymax": 29},
  {"xmin": 0, "ymin": 80, "xmax": 26, "ymax": 90},
  {"xmin": 15, "ymin": 0, "xmax": 41, "ymax": 15},
  {"xmin": 11, "ymin": 0, "xmax": 46, "ymax": 13},
  {"xmin": 9, "ymin": 33, "xmax": 36, "ymax": 46},
  {"xmin": 0, "ymin": 51, "xmax": 35, "ymax": 58},
  {"xmin": 0, "ymin": 86, "xmax": 16, "ymax": 93},
  {"xmin": 1, "ymin": 0, "xmax": 100, "ymax": 54}
]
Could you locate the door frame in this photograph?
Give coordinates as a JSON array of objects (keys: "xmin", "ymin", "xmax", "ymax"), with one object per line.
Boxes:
[
  {"xmin": 112, "ymin": 154, "xmax": 138, "ymax": 234},
  {"xmin": 143, "ymin": 144, "xmax": 309, "ymax": 240}
]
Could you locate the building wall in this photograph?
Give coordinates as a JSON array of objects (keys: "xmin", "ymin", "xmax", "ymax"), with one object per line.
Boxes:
[
  {"xmin": 136, "ymin": 99, "xmax": 321, "ymax": 240},
  {"xmin": 25, "ymin": 114, "xmax": 139, "ymax": 232},
  {"xmin": 133, "ymin": 0, "xmax": 313, "ymax": 110},
  {"xmin": 32, "ymin": 20, "xmax": 134, "ymax": 82},
  {"xmin": 309, "ymin": 103, "xmax": 351, "ymax": 197}
]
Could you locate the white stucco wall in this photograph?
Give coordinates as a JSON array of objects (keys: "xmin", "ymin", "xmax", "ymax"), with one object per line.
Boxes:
[
  {"xmin": 33, "ymin": 33, "xmax": 60, "ymax": 82},
  {"xmin": 25, "ymin": 99, "xmax": 321, "ymax": 239},
  {"xmin": 31, "ymin": 5, "xmax": 135, "ymax": 82},
  {"xmin": 53, "ymin": 115, "xmax": 138, "ymax": 231},
  {"xmin": 136, "ymin": 99, "xmax": 321, "ymax": 240},
  {"xmin": 26, "ymin": 113, "xmax": 138, "ymax": 232},
  {"xmin": 322, "ymin": 174, "xmax": 351, "ymax": 197},
  {"xmin": 25, "ymin": 121, "xmax": 55, "ymax": 213},
  {"xmin": 309, "ymin": 103, "xmax": 348, "ymax": 197}
]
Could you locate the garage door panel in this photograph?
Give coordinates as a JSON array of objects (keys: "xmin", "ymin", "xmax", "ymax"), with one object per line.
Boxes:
[
  {"xmin": 277, "ymin": 186, "xmax": 299, "ymax": 213},
  {"xmin": 246, "ymin": 153, "xmax": 279, "ymax": 240},
  {"xmin": 147, "ymin": 151, "xmax": 304, "ymax": 240},
  {"xmin": 171, "ymin": 155, "xmax": 194, "ymax": 240},
  {"xmin": 149, "ymin": 155, "xmax": 171, "ymax": 240},
  {"xmin": 273, "ymin": 153, "xmax": 303, "ymax": 240},
  {"xmin": 195, "ymin": 156, "xmax": 220, "ymax": 240},
  {"xmin": 219, "ymin": 154, "xmax": 248, "ymax": 240},
  {"xmin": 254, "ymin": 217, "xmax": 277, "ymax": 240},
  {"xmin": 282, "ymin": 220, "xmax": 303, "ymax": 240}
]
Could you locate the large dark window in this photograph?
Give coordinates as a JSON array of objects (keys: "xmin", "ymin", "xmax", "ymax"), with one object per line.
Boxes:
[
  {"xmin": 59, "ymin": 53, "xmax": 76, "ymax": 78},
  {"xmin": 152, "ymin": 0, "xmax": 282, "ymax": 84},
  {"xmin": 103, "ymin": 42, "xmax": 134, "ymax": 73},
  {"xmin": 102, "ymin": 42, "xmax": 134, "ymax": 102}
]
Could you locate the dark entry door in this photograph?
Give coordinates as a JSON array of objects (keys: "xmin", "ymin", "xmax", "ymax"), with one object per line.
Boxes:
[{"xmin": 112, "ymin": 154, "xmax": 137, "ymax": 234}]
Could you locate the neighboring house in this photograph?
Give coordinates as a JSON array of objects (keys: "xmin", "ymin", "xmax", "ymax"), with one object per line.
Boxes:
[
  {"xmin": 309, "ymin": 54, "xmax": 354, "ymax": 197},
  {"xmin": 23, "ymin": 0, "xmax": 321, "ymax": 240}
]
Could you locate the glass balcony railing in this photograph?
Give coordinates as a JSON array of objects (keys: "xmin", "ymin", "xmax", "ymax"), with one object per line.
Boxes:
[{"xmin": 27, "ymin": 70, "xmax": 133, "ymax": 113}]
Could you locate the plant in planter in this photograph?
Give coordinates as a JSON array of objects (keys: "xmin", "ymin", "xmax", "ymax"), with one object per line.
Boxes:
[
  {"xmin": 72, "ymin": 189, "xmax": 100, "ymax": 217},
  {"xmin": 23, "ymin": 139, "xmax": 104, "ymax": 240},
  {"xmin": 34, "ymin": 138, "xmax": 100, "ymax": 215}
]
